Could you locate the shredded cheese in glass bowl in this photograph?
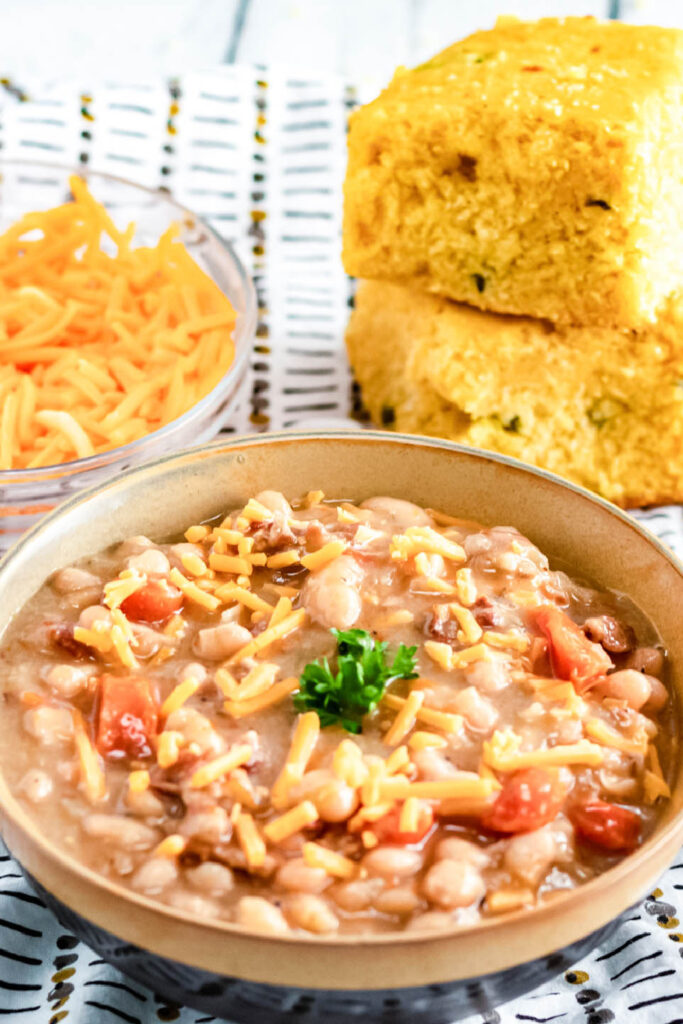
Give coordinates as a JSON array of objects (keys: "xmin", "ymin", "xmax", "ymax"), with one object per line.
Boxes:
[{"xmin": 0, "ymin": 160, "xmax": 256, "ymax": 550}]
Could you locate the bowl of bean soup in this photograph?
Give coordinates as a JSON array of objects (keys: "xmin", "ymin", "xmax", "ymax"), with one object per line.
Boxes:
[{"xmin": 0, "ymin": 431, "xmax": 681, "ymax": 1023}]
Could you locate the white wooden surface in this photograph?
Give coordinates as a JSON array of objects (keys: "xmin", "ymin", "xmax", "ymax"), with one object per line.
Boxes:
[{"xmin": 2, "ymin": 0, "xmax": 681, "ymax": 95}]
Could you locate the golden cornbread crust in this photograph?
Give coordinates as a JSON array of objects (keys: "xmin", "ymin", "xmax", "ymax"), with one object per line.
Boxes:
[
  {"xmin": 346, "ymin": 281, "xmax": 683, "ymax": 509},
  {"xmin": 343, "ymin": 17, "xmax": 683, "ymax": 329}
]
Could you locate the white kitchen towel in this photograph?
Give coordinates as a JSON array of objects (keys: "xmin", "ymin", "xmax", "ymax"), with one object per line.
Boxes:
[{"xmin": 0, "ymin": 68, "xmax": 681, "ymax": 1024}]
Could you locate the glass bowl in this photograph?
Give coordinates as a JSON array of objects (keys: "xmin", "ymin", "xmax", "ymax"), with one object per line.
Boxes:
[{"xmin": 0, "ymin": 160, "xmax": 256, "ymax": 551}]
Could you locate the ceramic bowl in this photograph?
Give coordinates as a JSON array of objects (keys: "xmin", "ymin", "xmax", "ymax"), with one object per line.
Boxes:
[{"xmin": 0, "ymin": 431, "xmax": 681, "ymax": 1024}]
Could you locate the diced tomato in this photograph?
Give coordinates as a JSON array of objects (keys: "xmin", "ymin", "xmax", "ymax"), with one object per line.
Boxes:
[
  {"xmin": 570, "ymin": 800, "xmax": 641, "ymax": 853},
  {"xmin": 120, "ymin": 579, "xmax": 183, "ymax": 624},
  {"xmin": 482, "ymin": 768, "xmax": 566, "ymax": 834},
  {"xmin": 533, "ymin": 606, "xmax": 612, "ymax": 690},
  {"xmin": 96, "ymin": 674, "xmax": 158, "ymax": 760},
  {"xmin": 372, "ymin": 802, "xmax": 434, "ymax": 845}
]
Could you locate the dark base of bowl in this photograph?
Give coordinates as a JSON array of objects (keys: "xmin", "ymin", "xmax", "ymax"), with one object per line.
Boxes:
[{"xmin": 25, "ymin": 871, "xmax": 622, "ymax": 1024}]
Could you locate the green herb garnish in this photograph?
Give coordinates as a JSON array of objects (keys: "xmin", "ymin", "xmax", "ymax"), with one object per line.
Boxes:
[{"xmin": 294, "ymin": 629, "xmax": 418, "ymax": 734}]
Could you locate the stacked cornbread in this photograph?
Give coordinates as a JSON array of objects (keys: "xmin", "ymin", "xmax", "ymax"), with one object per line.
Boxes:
[{"xmin": 343, "ymin": 17, "xmax": 683, "ymax": 507}]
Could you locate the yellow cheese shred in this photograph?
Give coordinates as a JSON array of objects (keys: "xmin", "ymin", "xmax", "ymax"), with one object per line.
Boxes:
[
  {"xmin": 484, "ymin": 728, "xmax": 604, "ymax": 771},
  {"xmin": 303, "ymin": 842, "xmax": 357, "ymax": 879},
  {"xmin": 263, "ymin": 800, "xmax": 319, "ymax": 844},
  {"xmin": 235, "ymin": 812, "xmax": 267, "ymax": 870},
  {"xmin": 72, "ymin": 709, "xmax": 106, "ymax": 803},
  {"xmin": 189, "ymin": 744, "xmax": 253, "ymax": 789}
]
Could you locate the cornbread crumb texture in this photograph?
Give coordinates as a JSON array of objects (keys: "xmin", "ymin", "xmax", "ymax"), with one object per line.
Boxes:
[
  {"xmin": 345, "ymin": 280, "xmax": 683, "ymax": 508},
  {"xmin": 343, "ymin": 17, "xmax": 683, "ymax": 328}
]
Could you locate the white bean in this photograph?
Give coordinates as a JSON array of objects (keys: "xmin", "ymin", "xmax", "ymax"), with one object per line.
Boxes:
[
  {"xmin": 23, "ymin": 707, "xmax": 73, "ymax": 745},
  {"xmin": 363, "ymin": 847, "xmax": 423, "ymax": 880},
  {"xmin": 313, "ymin": 780, "xmax": 359, "ymax": 823},
  {"xmin": 592, "ymin": 670, "xmax": 652, "ymax": 711},
  {"xmin": 117, "ymin": 535, "xmax": 154, "ymax": 557},
  {"xmin": 284, "ymin": 893, "xmax": 339, "ymax": 934},
  {"xmin": 504, "ymin": 826, "xmax": 557, "ymax": 886},
  {"xmin": 360, "ymin": 497, "xmax": 431, "ymax": 528},
  {"xmin": 82, "ymin": 815, "xmax": 159, "ymax": 851},
  {"xmin": 412, "ymin": 748, "xmax": 458, "ymax": 781},
  {"xmin": 127, "ymin": 549, "xmax": 171, "ymax": 576},
  {"xmin": 125, "ymin": 787, "xmax": 166, "ymax": 818},
  {"xmin": 302, "ymin": 555, "xmax": 363, "ymax": 630},
  {"xmin": 178, "ymin": 807, "xmax": 231, "ymax": 845},
  {"xmin": 78, "ymin": 605, "xmax": 112, "ymax": 629},
  {"xmin": 449, "ymin": 687, "xmax": 498, "ymax": 733},
  {"xmin": 236, "ymin": 896, "xmax": 290, "ymax": 934},
  {"xmin": 329, "ymin": 877, "xmax": 384, "ymax": 912},
  {"xmin": 276, "ymin": 858, "xmax": 331, "ymax": 894},
  {"xmin": 373, "ymin": 884, "xmax": 420, "ymax": 915},
  {"xmin": 131, "ymin": 858, "xmax": 178, "ymax": 894},
  {"xmin": 165, "ymin": 708, "xmax": 224, "ymax": 757},
  {"xmin": 255, "ymin": 490, "xmax": 293, "ymax": 517},
  {"xmin": 168, "ymin": 892, "xmax": 220, "ymax": 918},
  {"xmin": 52, "ymin": 567, "xmax": 101, "ymax": 594},
  {"xmin": 436, "ymin": 837, "xmax": 490, "ymax": 869},
  {"xmin": 465, "ymin": 658, "xmax": 510, "ymax": 693},
  {"xmin": 43, "ymin": 664, "xmax": 93, "ymax": 699},
  {"xmin": 422, "ymin": 860, "xmax": 485, "ymax": 909},
  {"xmin": 18, "ymin": 769, "xmax": 53, "ymax": 802},
  {"xmin": 192, "ymin": 622, "xmax": 252, "ymax": 660},
  {"xmin": 169, "ymin": 543, "xmax": 206, "ymax": 568},
  {"xmin": 186, "ymin": 861, "xmax": 234, "ymax": 896}
]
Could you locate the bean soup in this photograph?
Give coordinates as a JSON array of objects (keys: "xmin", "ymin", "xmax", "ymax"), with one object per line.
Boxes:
[{"xmin": 0, "ymin": 491, "xmax": 673, "ymax": 936}]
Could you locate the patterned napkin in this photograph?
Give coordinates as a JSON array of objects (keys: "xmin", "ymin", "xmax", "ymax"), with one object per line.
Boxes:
[{"xmin": 0, "ymin": 69, "xmax": 682, "ymax": 1024}]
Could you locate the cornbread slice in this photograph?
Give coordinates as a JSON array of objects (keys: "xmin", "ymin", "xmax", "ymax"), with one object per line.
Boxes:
[
  {"xmin": 346, "ymin": 281, "xmax": 683, "ymax": 508},
  {"xmin": 343, "ymin": 17, "xmax": 683, "ymax": 329}
]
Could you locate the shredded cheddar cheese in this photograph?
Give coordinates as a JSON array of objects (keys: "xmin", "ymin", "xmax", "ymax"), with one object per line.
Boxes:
[
  {"xmin": 484, "ymin": 729, "xmax": 604, "ymax": 771},
  {"xmin": 455, "ymin": 567, "xmax": 477, "ymax": 606},
  {"xmin": 268, "ymin": 596, "xmax": 293, "ymax": 629},
  {"xmin": 103, "ymin": 570, "xmax": 146, "ymax": 610},
  {"xmin": 72, "ymin": 709, "xmax": 106, "ymax": 803},
  {"xmin": 128, "ymin": 769, "xmax": 150, "ymax": 794},
  {"xmin": 383, "ymin": 691, "xmax": 424, "ymax": 746},
  {"xmin": 399, "ymin": 796, "xmax": 421, "ymax": 834},
  {"xmin": 390, "ymin": 526, "xmax": 466, "ymax": 564},
  {"xmin": 266, "ymin": 550, "xmax": 301, "ymax": 570},
  {"xmin": 227, "ymin": 609, "xmax": 307, "ymax": 663},
  {"xmin": 377, "ymin": 775, "xmax": 497, "ymax": 802},
  {"xmin": 384, "ymin": 693, "xmax": 463, "ymax": 734},
  {"xmin": 303, "ymin": 842, "xmax": 357, "ymax": 879},
  {"xmin": 449, "ymin": 602, "xmax": 483, "ymax": 645},
  {"xmin": 157, "ymin": 730, "xmax": 185, "ymax": 769},
  {"xmin": 168, "ymin": 568, "xmax": 221, "ymax": 611},
  {"xmin": 271, "ymin": 712, "xmax": 320, "ymax": 809},
  {"xmin": 160, "ymin": 672, "xmax": 203, "ymax": 718},
  {"xmin": 154, "ymin": 834, "xmax": 187, "ymax": 859},
  {"xmin": 0, "ymin": 175, "xmax": 237, "ymax": 470},
  {"xmin": 214, "ymin": 583, "xmax": 273, "ymax": 615},
  {"xmin": 263, "ymin": 800, "xmax": 319, "ymax": 844},
  {"xmin": 234, "ymin": 812, "xmax": 267, "ymax": 870},
  {"xmin": 301, "ymin": 540, "xmax": 347, "ymax": 572},
  {"xmin": 584, "ymin": 717, "xmax": 649, "ymax": 757},
  {"xmin": 224, "ymin": 676, "xmax": 300, "ymax": 718},
  {"xmin": 408, "ymin": 731, "xmax": 448, "ymax": 751},
  {"xmin": 189, "ymin": 744, "xmax": 253, "ymax": 789},
  {"xmin": 486, "ymin": 887, "xmax": 535, "ymax": 914}
]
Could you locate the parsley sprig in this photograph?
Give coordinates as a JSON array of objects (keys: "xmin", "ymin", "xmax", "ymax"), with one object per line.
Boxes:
[{"xmin": 294, "ymin": 628, "xmax": 418, "ymax": 734}]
